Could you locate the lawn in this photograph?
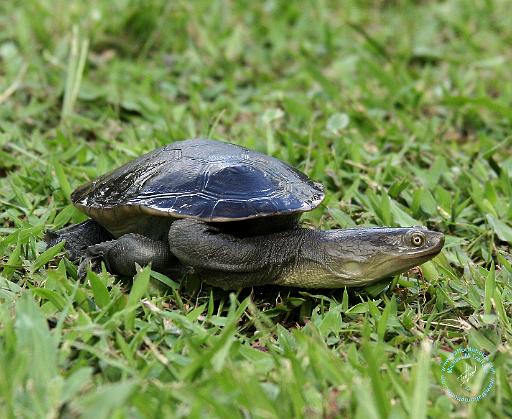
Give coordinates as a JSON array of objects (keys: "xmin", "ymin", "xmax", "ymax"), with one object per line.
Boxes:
[{"xmin": 0, "ymin": 0, "xmax": 511, "ymax": 417}]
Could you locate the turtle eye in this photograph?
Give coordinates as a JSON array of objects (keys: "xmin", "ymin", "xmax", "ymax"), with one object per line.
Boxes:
[{"xmin": 411, "ymin": 233, "xmax": 425, "ymax": 247}]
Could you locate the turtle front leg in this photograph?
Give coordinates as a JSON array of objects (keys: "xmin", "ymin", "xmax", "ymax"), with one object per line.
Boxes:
[
  {"xmin": 45, "ymin": 220, "xmax": 113, "ymax": 261},
  {"xmin": 78, "ymin": 233, "xmax": 182, "ymax": 279}
]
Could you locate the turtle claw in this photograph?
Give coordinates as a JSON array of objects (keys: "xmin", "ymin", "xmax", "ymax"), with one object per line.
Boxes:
[
  {"xmin": 78, "ymin": 239, "xmax": 119, "ymax": 280},
  {"xmin": 77, "ymin": 256, "xmax": 104, "ymax": 280}
]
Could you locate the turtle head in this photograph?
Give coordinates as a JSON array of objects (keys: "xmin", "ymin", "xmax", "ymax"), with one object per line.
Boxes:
[{"xmin": 313, "ymin": 226, "xmax": 445, "ymax": 287}]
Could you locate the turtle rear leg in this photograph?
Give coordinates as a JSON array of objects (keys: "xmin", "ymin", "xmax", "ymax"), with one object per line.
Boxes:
[
  {"xmin": 78, "ymin": 233, "xmax": 182, "ymax": 279},
  {"xmin": 45, "ymin": 220, "xmax": 113, "ymax": 261}
]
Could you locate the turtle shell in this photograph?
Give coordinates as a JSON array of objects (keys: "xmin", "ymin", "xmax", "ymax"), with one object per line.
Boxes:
[{"xmin": 72, "ymin": 139, "xmax": 325, "ymax": 224}]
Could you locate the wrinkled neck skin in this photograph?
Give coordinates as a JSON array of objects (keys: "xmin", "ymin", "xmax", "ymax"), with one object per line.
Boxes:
[{"xmin": 277, "ymin": 227, "xmax": 444, "ymax": 288}]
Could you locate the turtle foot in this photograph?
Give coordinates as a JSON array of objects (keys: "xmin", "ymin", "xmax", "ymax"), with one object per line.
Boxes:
[
  {"xmin": 77, "ymin": 255, "xmax": 104, "ymax": 280},
  {"xmin": 45, "ymin": 220, "xmax": 113, "ymax": 261}
]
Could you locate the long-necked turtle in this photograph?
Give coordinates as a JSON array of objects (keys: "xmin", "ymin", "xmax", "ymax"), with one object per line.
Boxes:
[{"xmin": 46, "ymin": 139, "xmax": 444, "ymax": 289}]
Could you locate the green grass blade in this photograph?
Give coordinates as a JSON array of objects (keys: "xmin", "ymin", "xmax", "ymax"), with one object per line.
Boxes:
[{"xmin": 411, "ymin": 340, "xmax": 431, "ymax": 419}]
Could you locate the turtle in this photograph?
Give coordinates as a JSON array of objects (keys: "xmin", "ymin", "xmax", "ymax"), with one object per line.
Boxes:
[{"xmin": 45, "ymin": 139, "xmax": 444, "ymax": 289}]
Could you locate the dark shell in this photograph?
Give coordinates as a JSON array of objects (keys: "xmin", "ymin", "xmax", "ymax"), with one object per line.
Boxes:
[{"xmin": 72, "ymin": 139, "xmax": 324, "ymax": 222}]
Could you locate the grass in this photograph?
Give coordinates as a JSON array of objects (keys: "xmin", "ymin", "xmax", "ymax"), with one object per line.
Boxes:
[{"xmin": 0, "ymin": 0, "xmax": 511, "ymax": 417}]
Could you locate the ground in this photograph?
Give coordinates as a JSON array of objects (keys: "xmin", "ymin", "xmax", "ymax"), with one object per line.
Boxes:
[{"xmin": 0, "ymin": 0, "xmax": 511, "ymax": 418}]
